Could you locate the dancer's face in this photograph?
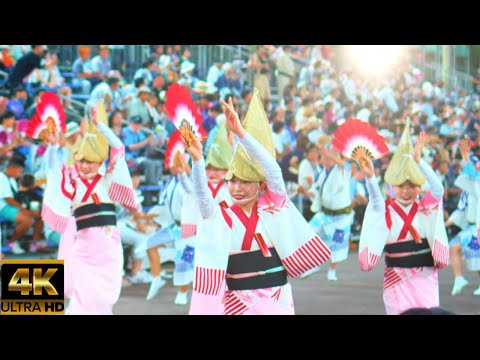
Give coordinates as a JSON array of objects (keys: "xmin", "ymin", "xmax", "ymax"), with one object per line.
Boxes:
[
  {"xmin": 227, "ymin": 176, "xmax": 266, "ymax": 207},
  {"xmin": 77, "ymin": 160, "xmax": 101, "ymax": 180},
  {"xmin": 206, "ymin": 165, "xmax": 226, "ymax": 184},
  {"xmin": 393, "ymin": 181, "xmax": 421, "ymax": 206}
]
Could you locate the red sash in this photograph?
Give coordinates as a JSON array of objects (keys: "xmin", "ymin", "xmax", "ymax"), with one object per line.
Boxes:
[
  {"xmin": 386, "ymin": 200, "xmax": 421, "ymax": 243},
  {"xmin": 230, "ymin": 202, "xmax": 259, "ymax": 251},
  {"xmin": 80, "ymin": 174, "xmax": 102, "ymax": 203}
]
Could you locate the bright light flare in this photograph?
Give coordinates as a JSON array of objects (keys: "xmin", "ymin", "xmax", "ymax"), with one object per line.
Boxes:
[{"xmin": 348, "ymin": 45, "xmax": 404, "ymax": 75}]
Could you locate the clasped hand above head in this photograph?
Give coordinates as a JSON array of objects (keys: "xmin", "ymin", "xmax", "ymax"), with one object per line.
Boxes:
[
  {"xmin": 184, "ymin": 96, "xmax": 246, "ymax": 162},
  {"xmin": 221, "ymin": 97, "xmax": 246, "ymax": 138},
  {"xmin": 353, "ymin": 147, "xmax": 374, "ymax": 179},
  {"xmin": 182, "ymin": 122, "xmax": 203, "ymax": 162},
  {"xmin": 413, "ymin": 131, "xmax": 427, "ymax": 163}
]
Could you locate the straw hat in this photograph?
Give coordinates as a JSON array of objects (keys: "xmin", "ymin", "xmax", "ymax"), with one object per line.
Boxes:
[
  {"xmin": 384, "ymin": 118, "xmax": 425, "ymax": 186},
  {"xmin": 74, "ymin": 101, "xmax": 109, "ymax": 163},
  {"xmin": 205, "ymin": 121, "xmax": 234, "ymax": 170}
]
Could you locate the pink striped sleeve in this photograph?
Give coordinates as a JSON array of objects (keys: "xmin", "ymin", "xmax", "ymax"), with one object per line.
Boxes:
[
  {"xmin": 109, "ymin": 182, "xmax": 140, "ymax": 212},
  {"xmin": 41, "ymin": 203, "xmax": 70, "ymax": 234},
  {"xmin": 282, "ymin": 236, "xmax": 331, "ymax": 278},
  {"xmin": 181, "ymin": 223, "xmax": 197, "ymax": 239},
  {"xmin": 432, "ymin": 239, "xmax": 449, "ymax": 269},
  {"xmin": 358, "ymin": 247, "xmax": 381, "ymax": 272},
  {"xmin": 193, "ymin": 266, "xmax": 226, "ymax": 295}
]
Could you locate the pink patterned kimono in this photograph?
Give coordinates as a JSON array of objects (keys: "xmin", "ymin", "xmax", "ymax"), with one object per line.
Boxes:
[
  {"xmin": 359, "ymin": 160, "xmax": 449, "ymax": 315},
  {"xmin": 189, "ymin": 133, "xmax": 331, "ymax": 315},
  {"xmin": 42, "ymin": 123, "xmax": 139, "ymax": 315}
]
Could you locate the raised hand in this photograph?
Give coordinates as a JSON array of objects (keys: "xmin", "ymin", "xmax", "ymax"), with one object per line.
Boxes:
[
  {"xmin": 46, "ymin": 131, "xmax": 60, "ymax": 145},
  {"xmin": 459, "ymin": 137, "xmax": 471, "ymax": 162},
  {"xmin": 221, "ymin": 97, "xmax": 246, "ymax": 138},
  {"xmin": 353, "ymin": 147, "xmax": 375, "ymax": 179},
  {"xmin": 182, "ymin": 125, "xmax": 203, "ymax": 162},
  {"xmin": 413, "ymin": 131, "xmax": 427, "ymax": 163}
]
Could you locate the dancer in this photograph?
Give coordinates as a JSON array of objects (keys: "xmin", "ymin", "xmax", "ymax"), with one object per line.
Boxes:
[
  {"xmin": 307, "ymin": 144, "xmax": 353, "ymax": 281},
  {"xmin": 143, "ymin": 82, "xmax": 208, "ymax": 301},
  {"xmin": 173, "ymin": 120, "xmax": 233, "ymax": 305},
  {"xmin": 446, "ymin": 138, "xmax": 480, "ymax": 296},
  {"xmin": 42, "ymin": 101, "xmax": 139, "ymax": 315},
  {"xmin": 143, "ymin": 146, "xmax": 186, "ymax": 301},
  {"xmin": 186, "ymin": 89, "xmax": 331, "ymax": 315},
  {"xmin": 357, "ymin": 120, "xmax": 449, "ymax": 315}
]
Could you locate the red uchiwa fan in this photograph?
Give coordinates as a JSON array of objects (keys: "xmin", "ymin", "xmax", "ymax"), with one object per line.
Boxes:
[
  {"xmin": 26, "ymin": 92, "xmax": 66, "ymax": 139},
  {"xmin": 165, "ymin": 129, "xmax": 191, "ymax": 174},
  {"xmin": 164, "ymin": 83, "xmax": 206, "ymax": 146},
  {"xmin": 332, "ymin": 119, "xmax": 389, "ymax": 163}
]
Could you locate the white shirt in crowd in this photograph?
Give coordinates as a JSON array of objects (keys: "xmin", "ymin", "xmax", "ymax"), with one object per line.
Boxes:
[{"xmin": 0, "ymin": 172, "xmax": 18, "ymax": 211}]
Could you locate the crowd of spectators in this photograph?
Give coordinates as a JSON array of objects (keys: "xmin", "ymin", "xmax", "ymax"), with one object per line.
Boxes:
[{"xmin": 1, "ymin": 44, "xmax": 480, "ymax": 262}]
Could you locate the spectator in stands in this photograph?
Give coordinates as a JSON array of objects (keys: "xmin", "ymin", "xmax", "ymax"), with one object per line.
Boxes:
[
  {"xmin": 128, "ymin": 86, "xmax": 153, "ymax": 126},
  {"xmin": 272, "ymin": 121, "xmax": 290, "ymax": 162},
  {"xmin": 470, "ymin": 67, "xmax": 480, "ymax": 95},
  {"xmin": 108, "ymin": 109, "xmax": 125, "ymax": 140},
  {"xmin": 117, "ymin": 170, "xmax": 156, "ymax": 285},
  {"xmin": 0, "ymin": 45, "xmax": 15, "ymax": 73},
  {"xmin": 14, "ymin": 173, "xmax": 47, "ymax": 252},
  {"xmin": 71, "ymin": 46, "xmax": 97, "ymax": 95},
  {"xmin": 25, "ymin": 51, "xmax": 73, "ymax": 109},
  {"xmin": 150, "ymin": 45, "xmax": 164, "ymax": 62},
  {"xmin": 6, "ymin": 87, "xmax": 28, "ymax": 119},
  {"xmin": 150, "ymin": 74, "xmax": 166, "ymax": 99},
  {"xmin": 10, "ymin": 46, "xmax": 31, "ymax": 62},
  {"xmin": 215, "ymin": 62, "xmax": 243, "ymax": 99},
  {"xmin": 248, "ymin": 45, "xmax": 273, "ymax": 107},
  {"xmin": 178, "ymin": 60, "xmax": 197, "ymax": 87},
  {"xmin": 0, "ymin": 111, "xmax": 23, "ymax": 165},
  {"xmin": 275, "ymin": 45, "xmax": 296, "ymax": 100},
  {"xmin": 203, "ymin": 101, "xmax": 222, "ymax": 134},
  {"xmin": 24, "ymin": 88, "xmax": 45, "ymax": 118},
  {"xmin": 4, "ymin": 45, "xmax": 47, "ymax": 94},
  {"xmin": 134, "ymin": 57, "xmax": 156, "ymax": 86},
  {"xmin": 0, "ymin": 157, "xmax": 43, "ymax": 254},
  {"xmin": 206, "ymin": 58, "xmax": 224, "ymax": 87},
  {"xmin": 122, "ymin": 115, "xmax": 154, "ymax": 167},
  {"xmin": 87, "ymin": 75, "xmax": 121, "ymax": 114},
  {"xmin": 90, "ymin": 45, "xmax": 111, "ymax": 83},
  {"xmin": 356, "ymin": 100, "xmax": 374, "ymax": 122}
]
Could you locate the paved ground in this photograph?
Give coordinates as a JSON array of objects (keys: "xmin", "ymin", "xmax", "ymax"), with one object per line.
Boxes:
[
  {"xmin": 3, "ymin": 247, "xmax": 479, "ymax": 315},
  {"xmin": 115, "ymin": 248, "xmax": 480, "ymax": 315}
]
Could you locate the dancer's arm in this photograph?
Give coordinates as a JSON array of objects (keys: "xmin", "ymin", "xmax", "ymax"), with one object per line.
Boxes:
[
  {"xmin": 184, "ymin": 133, "xmax": 216, "ymax": 219},
  {"xmin": 221, "ymin": 96, "xmax": 285, "ymax": 195},
  {"xmin": 353, "ymin": 147, "xmax": 385, "ymax": 212},
  {"xmin": 415, "ymin": 132, "xmax": 443, "ymax": 201},
  {"xmin": 96, "ymin": 122, "xmax": 123, "ymax": 149},
  {"xmin": 178, "ymin": 172, "xmax": 194, "ymax": 194},
  {"xmin": 355, "ymin": 148, "xmax": 387, "ymax": 272},
  {"xmin": 237, "ymin": 133, "xmax": 286, "ymax": 195}
]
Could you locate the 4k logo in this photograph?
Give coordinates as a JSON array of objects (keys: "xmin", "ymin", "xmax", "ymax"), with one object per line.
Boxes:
[{"xmin": 1, "ymin": 260, "xmax": 64, "ymax": 315}]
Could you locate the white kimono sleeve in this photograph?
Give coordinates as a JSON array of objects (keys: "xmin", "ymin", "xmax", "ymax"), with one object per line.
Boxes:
[
  {"xmin": 358, "ymin": 176, "xmax": 388, "ymax": 272},
  {"xmin": 41, "ymin": 144, "xmax": 73, "ymax": 234},
  {"xmin": 97, "ymin": 122, "xmax": 139, "ymax": 212}
]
